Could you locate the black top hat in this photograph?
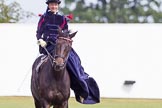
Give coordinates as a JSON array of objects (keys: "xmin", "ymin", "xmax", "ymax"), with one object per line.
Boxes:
[{"xmin": 46, "ymin": 0, "xmax": 61, "ymax": 4}]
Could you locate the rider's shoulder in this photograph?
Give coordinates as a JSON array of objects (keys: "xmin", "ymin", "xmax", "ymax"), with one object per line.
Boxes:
[
  {"xmin": 56, "ymin": 13, "xmax": 73, "ymax": 22},
  {"xmin": 38, "ymin": 13, "xmax": 47, "ymax": 19},
  {"xmin": 56, "ymin": 13, "xmax": 65, "ymax": 18}
]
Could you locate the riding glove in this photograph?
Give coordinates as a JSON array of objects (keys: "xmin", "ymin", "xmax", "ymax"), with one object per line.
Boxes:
[{"xmin": 37, "ymin": 39, "xmax": 47, "ymax": 48}]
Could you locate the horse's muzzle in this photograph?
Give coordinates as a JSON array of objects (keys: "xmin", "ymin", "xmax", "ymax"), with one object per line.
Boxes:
[{"xmin": 53, "ymin": 57, "xmax": 65, "ymax": 71}]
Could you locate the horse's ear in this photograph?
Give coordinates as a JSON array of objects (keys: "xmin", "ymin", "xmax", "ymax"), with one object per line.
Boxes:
[{"xmin": 69, "ymin": 31, "xmax": 77, "ymax": 39}]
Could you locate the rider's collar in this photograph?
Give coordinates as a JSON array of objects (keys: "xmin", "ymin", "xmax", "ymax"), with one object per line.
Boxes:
[{"xmin": 48, "ymin": 10, "xmax": 58, "ymax": 14}]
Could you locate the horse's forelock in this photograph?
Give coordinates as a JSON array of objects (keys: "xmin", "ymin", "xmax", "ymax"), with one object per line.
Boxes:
[{"xmin": 57, "ymin": 28, "xmax": 70, "ymax": 38}]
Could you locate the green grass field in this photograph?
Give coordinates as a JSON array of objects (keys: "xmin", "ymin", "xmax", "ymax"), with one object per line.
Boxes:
[{"xmin": 0, "ymin": 96, "xmax": 162, "ymax": 108}]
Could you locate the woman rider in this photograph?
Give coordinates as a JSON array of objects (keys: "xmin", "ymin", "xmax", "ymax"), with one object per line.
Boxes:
[{"xmin": 36, "ymin": 0, "xmax": 100, "ymax": 104}]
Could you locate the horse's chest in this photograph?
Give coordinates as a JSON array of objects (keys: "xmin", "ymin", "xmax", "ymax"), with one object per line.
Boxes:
[
  {"xmin": 39, "ymin": 71, "xmax": 70, "ymax": 102},
  {"xmin": 46, "ymin": 89, "xmax": 69, "ymax": 103},
  {"xmin": 41, "ymin": 81, "xmax": 70, "ymax": 101},
  {"xmin": 48, "ymin": 90, "xmax": 62, "ymax": 98}
]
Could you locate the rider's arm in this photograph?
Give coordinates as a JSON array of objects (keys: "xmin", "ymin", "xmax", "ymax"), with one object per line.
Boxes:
[
  {"xmin": 61, "ymin": 16, "xmax": 68, "ymax": 31},
  {"xmin": 36, "ymin": 15, "xmax": 45, "ymax": 40}
]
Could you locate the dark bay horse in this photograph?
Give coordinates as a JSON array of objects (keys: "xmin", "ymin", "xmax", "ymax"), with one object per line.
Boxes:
[{"xmin": 31, "ymin": 29, "xmax": 77, "ymax": 108}]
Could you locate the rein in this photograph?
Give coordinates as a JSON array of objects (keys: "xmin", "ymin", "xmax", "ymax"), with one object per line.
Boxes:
[{"xmin": 43, "ymin": 47, "xmax": 55, "ymax": 66}]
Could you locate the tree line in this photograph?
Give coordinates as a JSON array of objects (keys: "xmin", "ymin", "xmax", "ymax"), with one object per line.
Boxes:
[
  {"xmin": 61, "ymin": 0, "xmax": 162, "ymax": 23},
  {"xmin": 1, "ymin": 0, "xmax": 162, "ymax": 23},
  {"xmin": 0, "ymin": 0, "xmax": 34, "ymax": 23}
]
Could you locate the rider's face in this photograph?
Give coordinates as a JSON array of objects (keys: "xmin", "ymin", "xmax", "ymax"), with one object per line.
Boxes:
[{"xmin": 48, "ymin": 3, "xmax": 59, "ymax": 13}]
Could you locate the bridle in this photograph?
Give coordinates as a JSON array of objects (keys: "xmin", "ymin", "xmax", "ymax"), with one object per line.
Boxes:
[
  {"xmin": 58, "ymin": 36, "xmax": 73, "ymax": 42},
  {"xmin": 44, "ymin": 36, "xmax": 73, "ymax": 69}
]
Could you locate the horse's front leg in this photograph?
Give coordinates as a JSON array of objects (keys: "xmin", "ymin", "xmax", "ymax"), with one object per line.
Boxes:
[
  {"xmin": 33, "ymin": 97, "xmax": 42, "ymax": 108},
  {"xmin": 54, "ymin": 101, "xmax": 68, "ymax": 108},
  {"xmin": 41, "ymin": 99, "xmax": 51, "ymax": 108},
  {"xmin": 43, "ymin": 104, "xmax": 50, "ymax": 108}
]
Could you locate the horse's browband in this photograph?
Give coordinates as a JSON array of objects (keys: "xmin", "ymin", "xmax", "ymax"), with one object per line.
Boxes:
[{"xmin": 58, "ymin": 37, "xmax": 73, "ymax": 42}]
